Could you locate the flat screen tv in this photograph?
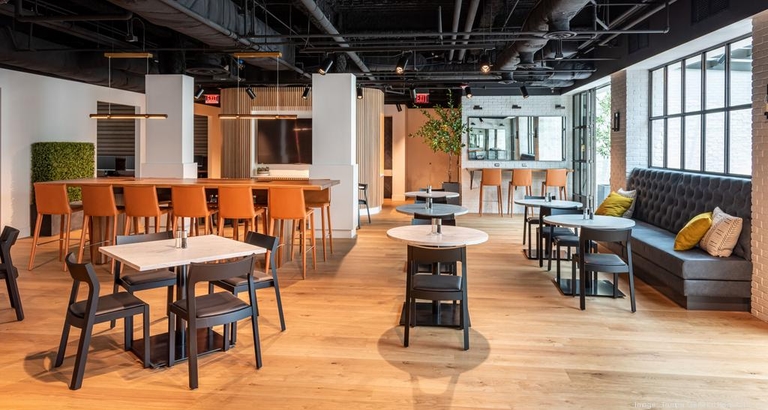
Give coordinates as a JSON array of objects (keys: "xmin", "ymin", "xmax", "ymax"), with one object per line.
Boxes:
[{"xmin": 257, "ymin": 119, "xmax": 312, "ymax": 164}]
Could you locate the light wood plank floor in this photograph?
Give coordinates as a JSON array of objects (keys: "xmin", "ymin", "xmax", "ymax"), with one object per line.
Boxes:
[{"xmin": 2, "ymin": 202, "xmax": 768, "ymax": 409}]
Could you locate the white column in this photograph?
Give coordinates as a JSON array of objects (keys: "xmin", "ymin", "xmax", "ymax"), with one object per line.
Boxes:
[
  {"xmin": 309, "ymin": 73, "xmax": 359, "ymax": 238},
  {"xmin": 139, "ymin": 74, "xmax": 197, "ymax": 178}
]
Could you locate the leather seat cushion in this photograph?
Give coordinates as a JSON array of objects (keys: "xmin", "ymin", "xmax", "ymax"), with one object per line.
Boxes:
[
  {"xmin": 70, "ymin": 292, "xmax": 146, "ymax": 318},
  {"xmin": 122, "ymin": 269, "xmax": 175, "ymax": 286},
  {"xmin": 172, "ymin": 293, "xmax": 249, "ymax": 318},
  {"xmin": 218, "ymin": 272, "xmax": 274, "ymax": 288},
  {"xmin": 584, "ymin": 253, "xmax": 627, "ymax": 267},
  {"xmin": 412, "ymin": 274, "xmax": 462, "ymax": 292}
]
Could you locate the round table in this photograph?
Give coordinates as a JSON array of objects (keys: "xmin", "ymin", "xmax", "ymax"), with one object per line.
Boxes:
[
  {"xmin": 543, "ymin": 214, "xmax": 636, "ymax": 230},
  {"xmin": 513, "ymin": 199, "xmax": 583, "ymax": 209},
  {"xmin": 395, "ymin": 203, "xmax": 469, "ymax": 217},
  {"xmin": 387, "ymin": 225, "xmax": 488, "ymax": 247}
]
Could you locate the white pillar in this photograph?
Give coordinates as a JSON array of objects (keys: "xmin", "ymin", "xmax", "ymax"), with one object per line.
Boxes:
[
  {"xmin": 140, "ymin": 74, "xmax": 197, "ymax": 178},
  {"xmin": 309, "ymin": 73, "xmax": 359, "ymax": 238}
]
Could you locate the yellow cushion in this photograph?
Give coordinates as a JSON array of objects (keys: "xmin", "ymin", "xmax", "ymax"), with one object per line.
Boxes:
[
  {"xmin": 674, "ymin": 212, "xmax": 713, "ymax": 251},
  {"xmin": 595, "ymin": 192, "xmax": 634, "ymax": 217}
]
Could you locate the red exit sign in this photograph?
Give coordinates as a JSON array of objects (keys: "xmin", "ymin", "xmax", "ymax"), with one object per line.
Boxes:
[
  {"xmin": 414, "ymin": 92, "xmax": 429, "ymax": 104},
  {"xmin": 204, "ymin": 94, "xmax": 220, "ymax": 105}
]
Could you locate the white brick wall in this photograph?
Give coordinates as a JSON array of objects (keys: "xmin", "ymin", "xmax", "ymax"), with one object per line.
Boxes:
[
  {"xmin": 751, "ymin": 10, "xmax": 768, "ymax": 322},
  {"xmin": 610, "ymin": 70, "xmax": 649, "ymax": 191}
]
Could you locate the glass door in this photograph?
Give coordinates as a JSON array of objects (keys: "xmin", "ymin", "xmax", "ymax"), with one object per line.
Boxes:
[{"xmin": 572, "ymin": 90, "xmax": 595, "ymax": 205}]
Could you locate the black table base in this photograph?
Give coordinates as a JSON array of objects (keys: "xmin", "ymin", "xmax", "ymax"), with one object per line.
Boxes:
[
  {"xmin": 398, "ymin": 302, "xmax": 463, "ymax": 328},
  {"xmin": 554, "ymin": 279, "xmax": 626, "ymax": 298},
  {"xmin": 131, "ymin": 329, "xmax": 226, "ymax": 368}
]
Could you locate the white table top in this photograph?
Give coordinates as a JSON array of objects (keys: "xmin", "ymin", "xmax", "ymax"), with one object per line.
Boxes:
[
  {"xmin": 387, "ymin": 225, "xmax": 489, "ymax": 247},
  {"xmin": 513, "ymin": 199, "xmax": 583, "ymax": 209},
  {"xmin": 395, "ymin": 203, "xmax": 469, "ymax": 217},
  {"xmin": 404, "ymin": 191, "xmax": 460, "ymax": 199},
  {"xmin": 99, "ymin": 235, "xmax": 267, "ymax": 271},
  {"xmin": 543, "ymin": 214, "xmax": 636, "ymax": 230}
]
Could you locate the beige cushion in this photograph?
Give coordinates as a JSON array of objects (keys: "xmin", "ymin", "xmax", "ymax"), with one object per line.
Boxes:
[
  {"xmin": 699, "ymin": 207, "xmax": 743, "ymax": 257},
  {"xmin": 617, "ymin": 188, "xmax": 637, "ymax": 218}
]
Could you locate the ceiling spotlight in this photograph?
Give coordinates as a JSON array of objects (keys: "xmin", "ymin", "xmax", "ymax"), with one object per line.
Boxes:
[
  {"xmin": 395, "ymin": 55, "xmax": 410, "ymax": 75},
  {"xmin": 465, "ymin": 86, "xmax": 473, "ymax": 99},
  {"xmin": 194, "ymin": 87, "xmax": 205, "ymax": 100},
  {"xmin": 245, "ymin": 87, "xmax": 256, "ymax": 100},
  {"xmin": 302, "ymin": 85, "xmax": 311, "ymax": 99},
  {"xmin": 479, "ymin": 54, "xmax": 491, "ymax": 74},
  {"xmin": 520, "ymin": 85, "xmax": 529, "ymax": 99},
  {"xmin": 357, "ymin": 86, "xmax": 363, "ymax": 100},
  {"xmin": 318, "ymin": 57, "xmax": 334, "ymax": 75},
  {"xmin": 396, "ymin": 103, "xmax": 402, "ymax": 112}
]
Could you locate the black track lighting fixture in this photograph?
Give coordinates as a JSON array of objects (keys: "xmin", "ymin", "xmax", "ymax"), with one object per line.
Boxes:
[
  {"xmin": 194, "ymin": 87, "xmax": 205, "ymax": 100},
  {"xmin": 318, "ymin": 56, "xmax": 334, "ymax": 75},
  {"xmin": 520, "ymin": 85, "xmax": 529, "ymax": 99},
  {"xmin": 465, "ymin": 86, "xmax": 473, "ymax": 99},
  {"xmin": 245, "ymin": 87, "xmax": 256, "ymax": 100},
  {"xmin": 395, "ymin": 55, "xmax": 410, "ymax": 75},
  {"xmin": 396, "ymin": 103, "xmax": 402, "ymax": 112},
  {"xmin": 479, "ymin": 54, "xmax": 491, "ymax": 74},
  {"xmin": 357, "ymin": 86, "xmax": 363, "ymax": 99},
  {"xmin": 302, "ymin": 85, "xmax": 311, "ymax": 99}
]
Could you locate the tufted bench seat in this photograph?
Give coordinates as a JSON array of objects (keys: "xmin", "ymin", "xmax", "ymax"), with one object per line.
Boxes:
[{"xmin": 602, "ymin": 168, "xmax": 752, "ymax": 311}]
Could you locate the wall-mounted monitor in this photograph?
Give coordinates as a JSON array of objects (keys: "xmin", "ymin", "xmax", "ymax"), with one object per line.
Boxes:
[
  {"xmin": 257, "ymin": 119, "xmax": 312, "ymax": 164},
  {"xmin": 97, "ymin": 156, "xmax": 116, "ymax": 171}
]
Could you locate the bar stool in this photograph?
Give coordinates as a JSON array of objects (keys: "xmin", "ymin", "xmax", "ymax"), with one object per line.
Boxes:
[
  {"xmin": 216, "ymin": 185, "xmax": 267, "ymax": 241},
  {"xmin": 478, "ymin": 169, "xmax": 503, "ymax": 216},
  {"xmin": 358, "ymin": 183, "xmax": 370, "ymax": 228},
  {"xmin": 305, "ymin": 189, "xmax": 333, "ymax": 261},
  {"xmin": 77, "ymin": 185, "xmax": 122, "ymax": 263},
  {"xmin": 171, "ymin": 185, "xmax": 217, "ymax": 236},
  {"xmin": 268, "ymin": 187, "xmax": 316, "ymax": 279},
  {"xmin": 507, "ymin": 169, "xmax": 533, "ymax": 216},
  {"xmin": 541, "ymin": 169, "xmax": 568, "ymax": 200},
  {"xmin": 29, "ymin": 183, "xmax": 83, "ymax": 270},
  {"xmin": 122, "ymin": 185, "xmax": 172, "ymax": 235}
]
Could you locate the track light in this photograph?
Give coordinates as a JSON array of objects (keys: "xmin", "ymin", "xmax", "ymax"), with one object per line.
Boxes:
[
  {"xmin": 395, "ymin": 55, "xmax": 410, "ymax": 75},
  {"xmin": 357, "ymin": 86, "xmax": 363, "ymax": 99},
  {"xmin": 194, "ymin": 87, "xmax": 205, "ymax": 100},
  {"xmin": 465, "ymin": 86, "xmax": 473, "ymax": 99},
  {"xmin": 520, "ymin": 85, "xmax": 529, "ymax": 99},
  {"xmin": 302, "ymin": 86, "xmax": 311, "ymax": 99},
  {"xmin": 479, "ymin": 54, "xmax": 491, "ymax": 74},
  {"xmin": 245, "ymin": 87, "xmax": 256, "ymax": 100},
  {"xmin": 396, "ymin": 103, "xmax": 402, "ymax": 112},
  {"xmin": 318, "ymin": 57, "xmax": 334, "ymax": 75}
]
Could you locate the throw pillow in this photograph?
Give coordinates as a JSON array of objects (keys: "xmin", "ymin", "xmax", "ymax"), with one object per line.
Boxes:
[
  {"xmin": 617, "ymin": 188, "xmax": 637, "ymax": 218},
  {"xmin": 699, "ymin": 207, "xmax": 743, "ymax": 257},
  {"xmin": 595, "ymin": 192, "xmax": 634, "ymax": 217},
  {"xmin": 674, "ymin": 212, "xmax": 713, "ymax": 251}
]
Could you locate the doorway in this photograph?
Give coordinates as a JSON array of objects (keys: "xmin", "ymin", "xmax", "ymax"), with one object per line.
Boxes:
[{"xmin": 572, "ymin": 84, "xmax": 611, "ymax": 206}]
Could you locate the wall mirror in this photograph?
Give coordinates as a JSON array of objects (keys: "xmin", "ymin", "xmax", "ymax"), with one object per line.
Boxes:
[{"xmin": 467, "ymin": 116, "xmax": 565, "ymax": 161}]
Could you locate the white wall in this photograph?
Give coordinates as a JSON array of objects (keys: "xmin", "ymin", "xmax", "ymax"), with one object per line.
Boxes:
[
  {"xmin": 383, "ymin": 105, "xmax": 406, "ymax": 201},
  {"xmin": 0, "ymin": 68, "xmax": 146, "ymax": 236}
]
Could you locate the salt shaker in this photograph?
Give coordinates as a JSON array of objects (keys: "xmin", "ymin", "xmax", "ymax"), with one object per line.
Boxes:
[
  {"xmin": 175, "ymin": 228, "xmax": 183, "ymax": 248},
  {"xmin": 181, "ymin": 229, "xmax": 188, "ymax": 249}
]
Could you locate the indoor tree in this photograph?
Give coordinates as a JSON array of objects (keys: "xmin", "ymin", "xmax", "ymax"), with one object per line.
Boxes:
[{"xmin": 409, "ymin": 93, "xmax": 468, "ymax": 183}]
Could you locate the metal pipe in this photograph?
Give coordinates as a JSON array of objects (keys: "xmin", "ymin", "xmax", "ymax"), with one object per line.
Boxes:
[
  {"xmin": 14, "ymin": 0, "xmax": 133, "ymax": 22},
  {"xmin": 300, "ymin": 44, "xmax": 499, "ymax": 53},
  {"xmin": 456, "ymin": 0, "xmax": 481, "ymax": 61},
  {"xmin": 438, "ymin": 6, "xmax": 443, "ymax": 43},
  {"xmin": 246, "ymin": 31, "xmax": 550, "ymax": 40},
  {"xmin": 298, "ymin": 0, "xmax": 375, "ymax": 80},
  {"xmin": 447, "ymin": 0, "xmax": 463, "ymax": 61},
  {"xmin": 596, "ymin": 0, "xmax": 673, "ymax": 46},
  {"xmin": 577, "ymin": 0, "xmax": 663, "ymax": 51}
]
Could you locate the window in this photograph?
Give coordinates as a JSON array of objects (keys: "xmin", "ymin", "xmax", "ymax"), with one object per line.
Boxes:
[{"xmin": 648, "ymin": 36, "xmax": 752, "ymax": 176}]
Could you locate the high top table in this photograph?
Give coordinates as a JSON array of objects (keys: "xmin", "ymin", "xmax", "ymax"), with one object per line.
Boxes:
[{"xmin": 513, "ymin": 198, "xmax": 583, "ymax": 262}]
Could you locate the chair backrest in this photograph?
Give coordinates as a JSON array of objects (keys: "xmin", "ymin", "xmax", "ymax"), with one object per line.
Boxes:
[
  {"xmin": 579, "ymin": 227, "xmax": 632, "ymax": 244},
  {"xmin": 544, "ymin": 169, "xmax": 568, "ymax": 187},
  {"xmin": 116, "ymin": 231, "xmax": 173, "ymax": 246},
  {"xmin": 171, "ymin": 185, "xmax": 209, "ymax": 217},
  {"xmin": 524, "ymin": 195, "xmax": 545, "ymax": 200},
  {"xmin": 245, "ymin": 231, "xmax": 279, "ymax": 277},
  {"xmin": 64, "ymin": 253, "xmax": 99, "ymax": 315},
  {"xmin": 511, "ymin": 169, "xmax": 533, "ymax": 187},
  {"xmin": 0, "ymin": 226, "xmax": 20, "ymax": 270},
  {"xmin": 187, "ymin": 255, "xmax": 255, "ymax": 295},
  {"xmin": 412, "ymin": 213, "xmax": 456, "ymax": 226},
  {"xmin": 33, "ymin": 183, "xmax": 73, "ymax": 215},
  {"xmin": 551, "ymin": 208, "xmax": 582, "ymax": 216},
  {"xmin": 358, "ymin": 184, "xmax": 368, "ymax": 200},
  {"xmin": 217, "ymin": 186, "xmax": 257, "ymax": 219},
  {"xmin": 268, "ymin": 188, "xmax": 307, "ymax": 219},
  {"xmin": 481, "ymin": 169, "xmax": 502, "ymax": 185},
  {"xmin": 81, "ymin": 185, "xmax": 118, "ymax": 217},
  {"xmin": 409, "ymin": 246, "xmax": 467, "ymax": 271},
  {"xmin": 123, "ymin": 185, "xmax": 161, "ymax": 217}
]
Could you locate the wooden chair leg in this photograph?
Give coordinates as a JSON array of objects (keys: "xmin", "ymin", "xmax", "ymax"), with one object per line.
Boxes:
[
  {"xmin": 58, "ymin": 215, "xmax": 66, "ymax": 261},
  {"xmin": 479, "ymin": 185, "xmax": 485, "ymax": 216},
  {"xmin": 154, "ymin": 216, "xmax": 160, "ymax": 233},
  {"xmin": 217, "ymin": 216, "xmax": 225, "ymax": 236},
  {"xmin": 497, "ymin": 185, "xmax": 502, "ymax": 216},
  {"xmin": 301, "ymin": 218, "xmax": 307, "ymax": 279},
  {"xmin": 327, "ymin": 205, "xmax": 334, "ymax": 254},
  {"xmin": 28, "ymin": 213, "xmax": 43, "ymax": 270},
  {"xmin": 310, "ymin": 215, "xmax": 317, "ymax": 270},
  {"xmin": 77, "ymin": 215, "xmax": 90, "ymax": 263},
  {"xmin": 63, "ymin": 214, "xmax": 72, "ymax": 271},
  {"xmin": 320, "ymin": 207, "xmax": 327, "ymax": 261}
]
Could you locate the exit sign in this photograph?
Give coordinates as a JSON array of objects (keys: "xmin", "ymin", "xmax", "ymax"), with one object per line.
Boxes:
[
  {"xmin": 414, "ymin": 92, "xmax": 429, "ymax": 104},
  {"xmin": 204, "ymin": 94, "xmax": 220, "ymax": 105}
]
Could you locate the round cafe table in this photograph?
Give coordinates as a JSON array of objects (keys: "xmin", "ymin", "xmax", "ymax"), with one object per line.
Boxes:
[
  {"xmin": 513, "ymin": 199, "xmax": 583, "ymax": 261},
  {"xmin": 395, "ymin": 203, "xmax": 468, "ymax": 217},
  {"xmin": 405, "ymin": 190, "xmax": 460, "ymax": 210}
]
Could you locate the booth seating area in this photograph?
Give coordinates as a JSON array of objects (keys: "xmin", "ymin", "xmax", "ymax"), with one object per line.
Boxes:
[{"xmin": 602, "ymin": 168, "xmax": 752, "ymax": 311}]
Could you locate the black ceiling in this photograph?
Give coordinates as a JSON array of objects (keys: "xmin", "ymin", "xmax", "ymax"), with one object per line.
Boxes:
[{"xmin": 0, "ymin": 0, "xmax": 691, "ymax": 104}]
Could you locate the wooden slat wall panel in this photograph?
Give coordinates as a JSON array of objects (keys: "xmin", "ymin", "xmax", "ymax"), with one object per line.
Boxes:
[
  {"xmin": 194, "ymin": 115, "xmax": 208, "ymax": 156},
  {"xmin": 356, "ymin": 88, "xmax": 384, "ymax": 210},
  {"xmin": 96, "ymin": 102, "xmax": 136, "ymax": 156}
]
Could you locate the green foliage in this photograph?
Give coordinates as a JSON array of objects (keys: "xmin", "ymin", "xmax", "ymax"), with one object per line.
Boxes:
[
  {"xmin": 595, "ymin": 91, "xmax": 612, "ymax": 159},
  {"xmin": 31, "ymin": 142, "xmax": 95, "ymax": 202},
  {"xmin": 408, "ymin": 93, "xmax": 468, "ymax": 182}
]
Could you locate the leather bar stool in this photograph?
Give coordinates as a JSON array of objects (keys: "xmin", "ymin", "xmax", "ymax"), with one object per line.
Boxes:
[
  {"xmin": 268, "ymin": 187, "xmax": 316, "ymax": 279},
  {"xmin": 507, "ymin": 169, "xmax": 533, "ymax": 216},
  {"xmin": 77, "ymin": 184, "xmax": 122, "ymax": 263},
  {"xmin": 304, "ymin": 188, "xmax": 333, "ymax": 261},
  {"xmin": 29, "ymin": 183, "xmax": 83, "ymax": 270},
  {"xmin": 171, "ymin": 185, "xmax": 217, "ymax": 236},
  {"xmin": 478, "ymin": 169, "xmax": 503, "ymax": 216},
  {"xmin": 122, "ymin": 185, "xmax": 172, "ymax": 235},
  {"xmin": 541, "ymin": 169, "xmax": 568, "ymax": 200},
  {"xmin": 216, "ymin": 185, "xmax": 267, "ymax": 241}
]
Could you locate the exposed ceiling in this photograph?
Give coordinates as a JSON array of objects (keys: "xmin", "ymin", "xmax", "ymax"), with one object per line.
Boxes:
[{"xmin": 0, "ymin": 0, "xmax": 677, "ymax": 104}]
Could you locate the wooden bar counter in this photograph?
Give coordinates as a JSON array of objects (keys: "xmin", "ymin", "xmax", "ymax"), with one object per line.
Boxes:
[{"xmin": 44, "ymin": 177, "xmax": 340, "ymax": 190}]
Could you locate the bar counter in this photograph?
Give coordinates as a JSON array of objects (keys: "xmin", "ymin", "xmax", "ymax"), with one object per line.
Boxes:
[{"xmin": 43, "ymin": 177, "xmax": 340, "ymax": 190}]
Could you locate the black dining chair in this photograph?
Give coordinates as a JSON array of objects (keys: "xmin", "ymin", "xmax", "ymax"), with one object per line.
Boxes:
[
  {"xmin": 0, "ymin": 226, "xmax": 23, "ymax": 321},
  {"xmin": 575, "ymin": 227, "xmax": 636, "ymax": 312},
  {"xmin": 544, "ymin": 208, "xmax": 583, "ymax": 271},
  {"xmin": 537, "ymin": 207, "xmax": 577, "ymax": 267},
  {"xmin": 208, "ymin": 231, "xmax": 286, "ymax": 338},
  {"xmin": 56, "ymin": 253, "xmax": 150, "ymax": 390},
  {"xmin": 168, "ymin": 255, "xmax": 261, "ymax": 389},
  {"xmin": 358, "ymin": 183, "xmax": 371, "ymax": 229},
  {"xmin": 523, "ymin": 195, "xmax": 545, "ymax": 251}
]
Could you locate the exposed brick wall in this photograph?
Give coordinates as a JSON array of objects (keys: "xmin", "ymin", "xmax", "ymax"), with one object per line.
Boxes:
[
  {"xmin": 610, "ymin": 70, "xmax": 649, "ymax": 192},
  {"xmin": 751, "ymin": 10, "xmax": 768, "ymax": 322},
  {"xmin": 610, "ymin": 71, "xmax": 627, "ymax": 192}
]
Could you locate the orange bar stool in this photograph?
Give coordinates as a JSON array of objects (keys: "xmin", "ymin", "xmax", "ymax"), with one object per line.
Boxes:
[
  {"xmin": 268, "ymin": 187, "xmax": 316, "ymax": 279},
  {"xmin": 478, "ymin": 168, "xmax": 503, "ymax": 216},
  {"xmin": 216, "ymin": 185, "xmax": 267, "ymax": 241},
  {"xmin": 304, "ymin": 188, "xmax": 333, "ymax": 261},
  {"xmin": 77, "ymin": 185, "xmax": 122, "ymax": 263},
  {"xmin": 29, "ymin": 183, "xmax": 83, "ymax": 270},
  {"xmin": 122, "ymin": 185, "xmax": 172, "ymax": 235},
  {"xmin": 541, "ymin": 169, "xmax": 568, "ymax": 200},
  {"xmin": 171, "ymin": 185, "xmax": 217, "ymax": 236},
  {"xmin": 507, "ymin": 169, "xmax": 533, "ymax": 216}
]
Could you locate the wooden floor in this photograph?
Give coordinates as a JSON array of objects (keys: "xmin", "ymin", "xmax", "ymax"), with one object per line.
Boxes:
[{"xmin": 2, "ymin": 202, "xmax": 768, "ymax": 409}]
